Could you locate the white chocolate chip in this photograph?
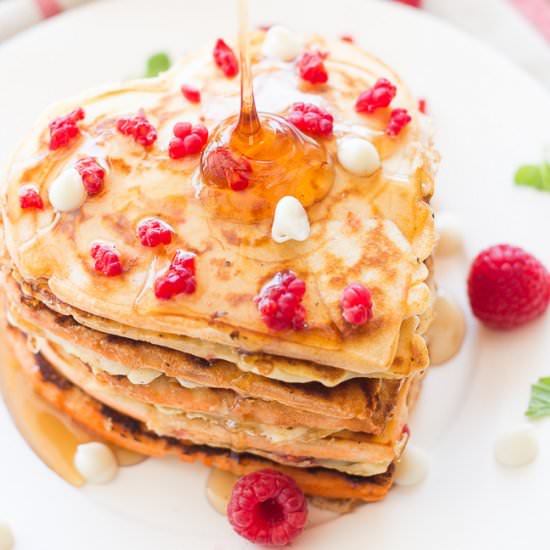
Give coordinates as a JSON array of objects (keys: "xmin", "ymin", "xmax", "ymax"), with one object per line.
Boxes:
[
  {"xmin": 337, "ymin": 137, "xmax": 380, "ymax": 176},
  {"xmin": 495, "ymin": 425, "xmax": 538, "ymax": 467},
  {"xmin": 74, "ymin": 442, "xmax": 118, "ymax": 484},
  {"xmin": 271, "ymin": 196, "xmax": 310, "ymax": 244},
  {"xmin": 261, "ymin": 25, "xmax": 303, "ymax": 61},
  {"xmin": 394, "ymin": 444, "xmax": 431, "ymax": 486},
  {"xmin": 0, "ymin": 522, "xmax": 14, "ymax": 550},
  {"xmin": 48, "ymin": 168, "xmax": 87, "ymax": 212},
  {"xmin": 127, "ymin": 368, "xmax": 162, "ymax": 385},
  {"xmin": 436, "ymin": 211, "xmax": 463, "ymax": 256}
]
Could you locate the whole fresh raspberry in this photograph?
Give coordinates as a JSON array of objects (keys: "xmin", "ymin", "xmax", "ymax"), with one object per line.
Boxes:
[
  {"xmin": 154, "ymin": 249, "xmax": 197, "ymax": 299},
  {"xmin": 386, "ymin": 108, "xmax": 411, "ymax": 136},
  {"xmin": 116, "ymin": 112, "xmax": 157, "ymax": 147},
  {"xmin": 169, "ymin": 122, "xmax": 208, "ymax": 159},
  {"xmin": 297, "ymin": 50, "xmax": 328, "ymax": 84},
  {"xmin": 227, "ymin": 469, "xmax": 308, "ymax": 546},
  {"xmin": 213, "ymin": 39, "xmax": 239, "ymax": 78},
  {"xmin": 204, "ymin": 146, "xmax": 252, "ymax": 191},
  {"xmin": 287, "ymin": 102, "xmax": 333, "ymax": 137},
  {"xmin": 355, "ymin": 78, "xmax": 396, "ymax": 114},
  {"xmin": 48, "ymin": 107, "xmax": 85, "ymax": 150},
  {"xmin": 468, "ymin": 244, "xmax": 550, "ymax": 329},
  {"xmin": 90, "ymin": 241, "xmax": 123, "ymax": 277},
  {"xmin": 137, "ymin": 218, "xmax": 173, "ymax": 247},
  {"xmin": 341, "ymin": 283, "xmax": 373, "ymax": 325},
  {"xmin": 255, "ymin": 270, "xmax": 307, "ymax": 331},
  {"xmin": 74, "ymin": 157, "xmax": 105, "ymax": 195},
  {"xmin": 180, "ymin": 84, "xmax": 201, "ymax": 103},
  {"xmin": 19, "ymin": 185, "xmax": 44, "ymax": 210}
]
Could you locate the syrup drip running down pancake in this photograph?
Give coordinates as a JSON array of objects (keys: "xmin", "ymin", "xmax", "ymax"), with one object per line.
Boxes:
[{"xmin": 1, "ymin": 34, "xmax": 437, "ymax": 376}]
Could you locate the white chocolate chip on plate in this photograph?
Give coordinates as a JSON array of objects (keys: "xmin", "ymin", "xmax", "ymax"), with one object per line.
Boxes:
[
  {"xmin": 48, "ymin": 167, "xmax": 87, "ymax": 211},
  {"xmin": 436, "ymin": 211, "xmax": 463, "ymax": 256},
  {"xmin": 394, "ymin": 444, "xmax": 431, "ymax": 486},
  {"xmin": 74, "ymin": 442, "xmax": 118, "ymax": 484},
  {"xmin": 494, "ymin": 425, "xmax": 539, "ymax": 467},
  {"xmin": 271, "ymin": 196, "xmax": 310, "ymax": 243},
  {"xmin": 261, "ymin": 25, "xmax": 303, "ymax": 61},
  {"xmin": 337, "ymin": 137, "xmax": 380, "ymax": 176},
  {"xmin": 0, "ymin": 522, "xmax": 14, "ymax": 550}
]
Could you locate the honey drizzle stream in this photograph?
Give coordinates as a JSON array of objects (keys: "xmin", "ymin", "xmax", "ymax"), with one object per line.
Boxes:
[{"xmin": 236, "ymin": 0, "xmax": 261, "ymax": 139}]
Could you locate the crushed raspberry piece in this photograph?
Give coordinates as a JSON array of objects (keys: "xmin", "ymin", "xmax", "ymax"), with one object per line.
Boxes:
[
  {"xmin": 418, "ymin": 98, "xmax": 427, "ymax": 114},
  {"xmin": 340, "ymin": 34, "xmax": 354, "ymax": 43},
  {"xmin": 468, "ymin": 244, "xmax": 550, "ymax": 330},
  {"xmin": 213, "ymin": 39, "xmax": 239, "ymax": 78},
  {"xmin": 74, "ymin": 157, "xmax": 105, "ymax": 195},
  {"xmin": 341, "ymin": 283, "xmax": 373, "ymax": 325},
  {"xmin": 297, "ymin": 50, "xmax": 328, "ymax": 84},
  {"xmin": 168, "ymin": 122, "xmax": 208, "ymax": 159},
  {"xmin": 116, "ymin": 112, "xmax": 157, "ymax": 147},
  {"xmin": 395, "ymin": 0, "xmax": 422, "ymax": 7},
  {"xmin": 90, "ymin": 241, "xmax": 123, "ymax": 277},
  {"xmin": 355, "ymin": 78, "xmax": 397, "ymax": 114},
  {"xmin": 254, "ymin": 270, "xmax": 307, "ymax": 331},
  {"xmin": 180, "ymin": 84, "xmax": 201, "ymax": 103},
  {"xmin": 19, "ymin": 185, "xmax": 44, "ymax": 210},
  {"xmin": 402, "ymin": 424, "xmax": 410, "ymax": 437},
  {"xmin": 386, "ymin": 108, "xmax": 411, "ymax": 136},
  {"xmin": 205, "ymin": 146, "xmax": 252, "ymax": 191},
  {"xmin": 48, "ymin": 107, "xmax": 85, "ymax": 150},
  {"xmin": 137, "ymin": 218, "xmax": 173, "ymax": 247},
  {"xmin": 154, "ymin": 249, "xmax": 197, "ymax": 299},
  {"xmin": 287, "ymin": 102, "xmax": 333, "ymax": 137},
  {"xmin": 227, "ymin": 469, "xmax": 308, "ymax": 546}
]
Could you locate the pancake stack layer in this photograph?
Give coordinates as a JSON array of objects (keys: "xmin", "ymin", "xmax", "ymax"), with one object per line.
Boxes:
[{"xmin": 0, "ymin": 32, "xmax": 437, "ymax": 502}]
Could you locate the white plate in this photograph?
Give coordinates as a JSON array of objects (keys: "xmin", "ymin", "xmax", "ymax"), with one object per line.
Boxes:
[{"xmin": 1, "ymin": 1, "xmax": 550, "ymax": 549}]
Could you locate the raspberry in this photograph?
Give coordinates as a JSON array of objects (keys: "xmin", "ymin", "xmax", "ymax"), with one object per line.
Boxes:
[
  {"xmin": 418, "ymin": 98, "xmax": 427, "ymax": 114},
  {"xmin": 254, "ymin": 270, "xmax": 307, "ymax": 331},
  {"xmin": 90, "ymin": 241, "xmax": 123, "ymax": 277},
  {"xmin": 168, "ymin": 122, "xmax": 208, "ymax": 159},
  {"xmin": 297, "ymin": 50, "xmax": 328, "ymax": 84},
  {"xmin": 180, "ymin": 84, "xmax": 201, "ymax": 103},
  {"xmin": 74, "ymin": 157, "xmax": 105, "ymax": 195},
  {"xmin": 468, "ymin": 244, "xmax": 550, "ymax": 330},
  {"xmin": 287, "ymin": 102, "xmax": 333, "ymax": 137},
  {"xmin": 386, "ymin": 108, "xmax": 411, "ymax": 137},
  {"xmin": 116, "ymin": 112, "xmax": 157, "ymax": 147},
  {"xmin": 355, "ymin": 78, "xmax": 396, "ymax": 114},
  {"xmin": 213, "ymin": 39, "xmax": 239, "ymax": 78},
  {"xmin": 402, "ymin": 424, "xmax": 410, "ymax": 437},
  {"xmin": 341, "ymin": 283, "xmax": 373, "ymax": 325},
  {"xmin": 137, "ymin": 218, "xmax": 173, "ymax": 247},
  {"xmin": 204, "ymin": 146, "xmax": 252, "ymax": 191},
  {"xmin": 340, "ymin": 34, "xmax": 354, "ymax": 43},
  {"xmin": 227, "ymin": 469, "xmax": 308, "ymax": 546},
  {"xmin": 19, "ymin": 185, "xmax": 44, "ymax": 210},
  {"xmin": 48, "ymin": 107, "xmax": 85, "ymax": 150},
  {"xmin": 154, "ymin": 249, "xmax": 197, "ymax": 299}
]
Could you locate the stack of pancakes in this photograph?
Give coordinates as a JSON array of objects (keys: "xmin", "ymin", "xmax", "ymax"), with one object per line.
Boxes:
[{"xmin": 0, "ymin": 33, "xmax": 437, "ymax": 502}]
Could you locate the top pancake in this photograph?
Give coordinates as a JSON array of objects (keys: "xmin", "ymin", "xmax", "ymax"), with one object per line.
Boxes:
[{"xmin": 1, "ymin": 33, "xmax": 437, "ymax": 374}]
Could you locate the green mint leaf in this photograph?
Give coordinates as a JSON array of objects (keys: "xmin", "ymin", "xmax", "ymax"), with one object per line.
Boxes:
[
  {"xmin": 540, "ymin": 162, "xmax": 550, "ymax": 191},
  {"xmin": 514, "ymin": 164, "xmax": 543, "ymax": 190},
  {"xmin": 145, "ymin": 52, "xmax": 171, "ymax": 78},
  {"xmin": 525, "ymin": 376, "xmax": 550, "ymax": 418}
]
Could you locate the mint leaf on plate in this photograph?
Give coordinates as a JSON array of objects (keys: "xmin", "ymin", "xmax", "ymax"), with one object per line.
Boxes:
[
  {"xmin": 514, "ymin": 164, "xmax": 543, "ymax": 190},
  {"xmin": 145, "ymin": 52, "xmax": 171, "ymax": 78},
  {"xmin": 525, "ymin": 376, "xmax": 550, "ymax": 418}
]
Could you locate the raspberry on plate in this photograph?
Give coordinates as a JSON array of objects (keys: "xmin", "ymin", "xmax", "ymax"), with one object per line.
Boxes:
[
  {"xmin": 48, "ymin": 107, "xmax": 85, "ymax": 150},
  {"xmin": 287, "ymin": 102, "xmax": 333, "ymax": 137},
  {"xmin": 154, "ymin": 250, "xmax": 197, "ymax": 299},
  {"xmin": 19, "ymin": 185, "xmax": 44, "ymax": 210},
  {"xmin": 137, "ymin": 218, "xmax": 173, "ymax": 247},
  {"xmin": 227, "ymin": 469, "xmax": 308, "ymax": 546},
  {"xmin": 90, "ymin": 242, "xmax": 123, "ymax": 277},
  {"xmin": 297, "ymin": 50, "xmax": 328, "ymax": 84},
  {"xmin": 213, "ymin": 39, "xmax": 239, "ymax": 78},
  {"xmin": 341, "ymin": 283, "xmax": 373, "ymax": 325},
  {"xmin": 355, "ymin": 78, "xmax": 396, "ymax": 114},
  {"xmin": 468, "ymin": 244, "xmax": 550, "ymax": 329}
]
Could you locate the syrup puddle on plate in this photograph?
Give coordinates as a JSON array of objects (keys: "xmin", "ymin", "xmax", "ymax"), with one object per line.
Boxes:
[{"xmin": 0, "ymin": 335, "xmax": 147, "ymax": 487}]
